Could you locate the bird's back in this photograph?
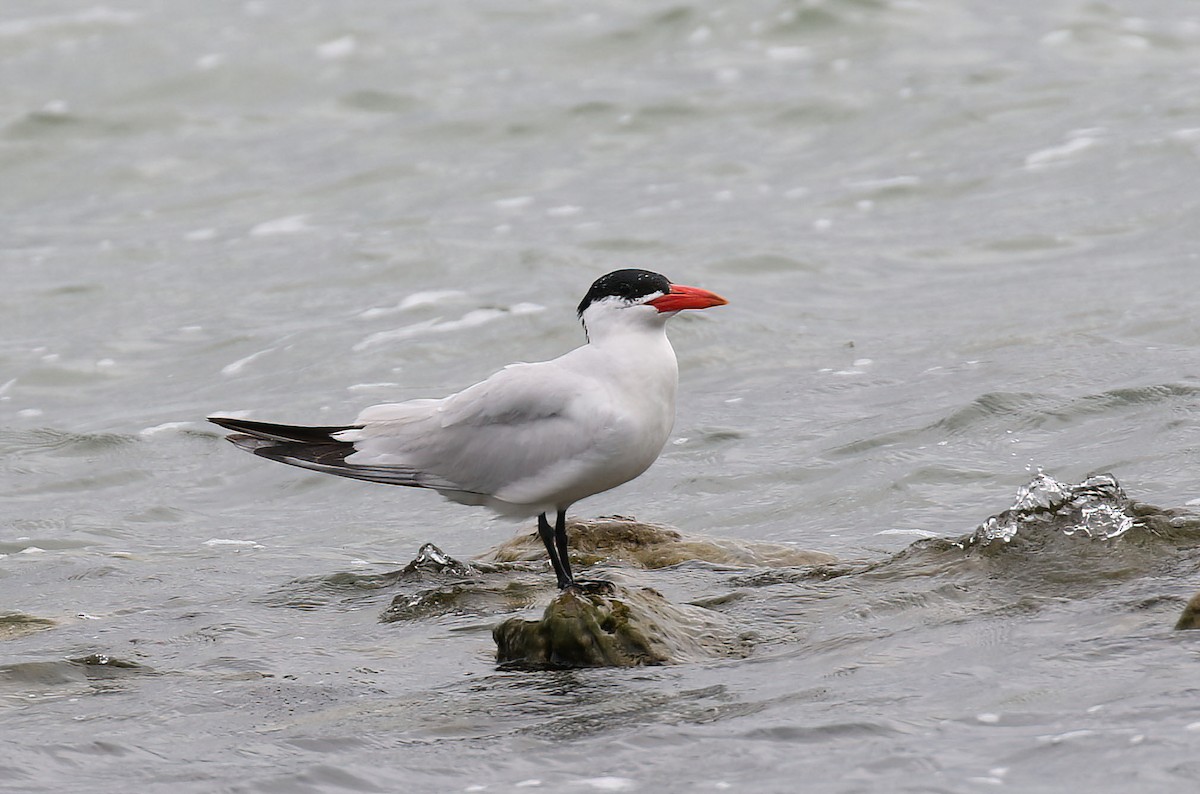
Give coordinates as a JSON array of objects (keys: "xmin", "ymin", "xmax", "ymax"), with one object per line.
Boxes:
[{"xmin": 337, "ymin": 331, "xmax": 679, "ymax": 514}]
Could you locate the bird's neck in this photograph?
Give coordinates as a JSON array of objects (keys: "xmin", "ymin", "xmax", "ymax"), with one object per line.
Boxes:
[
  {"xmin": 586, "ymin": 320, "xmax": 679, "ymax": 390},
  {"xmin": 585, "ymin": 314, "xmax": 671, "ymax": 349}
]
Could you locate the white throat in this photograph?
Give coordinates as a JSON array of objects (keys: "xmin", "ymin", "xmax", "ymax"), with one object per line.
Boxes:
[{"xmin": 579, "ymin": 297, "xmax": 671, "ymax": 344}]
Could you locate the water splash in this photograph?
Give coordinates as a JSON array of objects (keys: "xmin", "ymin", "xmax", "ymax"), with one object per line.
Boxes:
[{"xmin": 972, "ymin": 472, "xmax": 1135, "ymax": 545}]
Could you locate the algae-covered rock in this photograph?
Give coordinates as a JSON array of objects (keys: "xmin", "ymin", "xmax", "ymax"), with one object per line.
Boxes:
[
  {"xmin": 382, "ymin": 578, "xmax": 544, "ymax": 623},
  {"xmin": 493, "ymin": 581, "xmax": 750, "ymax": 668},
  {"xmin": 401, "ymin": 542, "xmax": 485, "ymax": 579},
  {"xmin": 0, "ymin": 613, "xmax": 56, "ymax": 641},
  {"xmin": 379, "ymin": 543, "xmax": 542, "ymax": 622},
  {"xmin": 376, "ymin": 519, "xmax": 827, "ymax": 664},
  {"xmin": 480, "ymin": 515, "xmax": 835, "ymax": 571},
  {"xmin": 1176, "ymin": 592, "xmax": 1200, "ymax": 630}
]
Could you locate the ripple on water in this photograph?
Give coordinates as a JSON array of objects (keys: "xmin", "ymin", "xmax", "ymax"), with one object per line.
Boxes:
[
  {"xmin": 928, "ymin": 383, "xmax": 1200, "ymax": 438},
  {"xmin": 0, "ymin": 428, "xmax": 134, "ymax": 457},
  {"xmin": 0, "ymin": 655, "xmax": 152, "ymax": 702}
]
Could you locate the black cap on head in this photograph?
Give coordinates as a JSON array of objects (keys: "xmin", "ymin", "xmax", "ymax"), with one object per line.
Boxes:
[{"xmin": 577, "ymin": 269, "xmax": 671, "ymax": 316}]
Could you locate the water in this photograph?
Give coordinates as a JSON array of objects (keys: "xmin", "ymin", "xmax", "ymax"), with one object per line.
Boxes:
[{"xmin": 3, "ymin": 0, "xmax": 1200, "ymax": 790}]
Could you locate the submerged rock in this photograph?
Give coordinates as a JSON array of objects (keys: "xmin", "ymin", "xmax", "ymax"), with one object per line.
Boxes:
[
  {"xmin": 479, "ymin": 515, "xmax": 836, "ymax": 570},
  {"xmin": 0, "ymin": 612, "xmax": 56, "ymax": 641},
  {"xmin": 1175, "ymin": 592, "xmax": 1200, "ymax": 631},
  {"xmin": 402, "ymin": 542, "xmax": 485, "ymax": 579},
  {"xmin": 374, "ymin": 518, "xmax": 831, "ymax": 658},
  {"xmin": 493, "ymin": 580, "xmax": 750, "ymax": 668},
  {"xmin": 381, "ymin": 578, "xmax": 543, "ymax": 623},
  {"xmin": 380, "ymin": 543, "xmax": 540, "ymax": 623}
]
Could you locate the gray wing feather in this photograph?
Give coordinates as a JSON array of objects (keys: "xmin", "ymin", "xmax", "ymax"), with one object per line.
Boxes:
[{"xmin": 342, "ymin": 361, "xmax": 607, "ymax": 499}]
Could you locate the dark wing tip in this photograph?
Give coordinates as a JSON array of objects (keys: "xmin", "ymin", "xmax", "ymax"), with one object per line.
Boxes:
[
  {"xmin": 208, "ymin": 416, "xmax": 244, "ymax": 433},
  {"xmin": 207, "ymin": 416, "xmax": 362, "ymax": 444},
  {"xmin": 224, "ymin": 433, "xmax": 275, "ymax": 453},
  {"xmin": 212, "ymin": 420, "xmax": 480, "ymax": 495}
]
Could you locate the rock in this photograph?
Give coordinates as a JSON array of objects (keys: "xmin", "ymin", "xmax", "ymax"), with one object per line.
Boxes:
[
  {"xmin": 479, "ymin": 515, "xmax": 836, "ymax": 571},
  {"xmin": 0, "ymin": 613, "xmax": 56, "ymax": 641},
  {"xmin": 375, "ymin": 518, "xmax": 829, "ymax": 664},
  {"xmin": 401, "ymin": 542, "xmax": 484, "ymax": 579},
  {"xmin": 493, "ymin": 580, "xmax": 751, "ymax": 668},
  {"xmin": 378, "ymin": 543, "xmax": 539, "ymax": 623},
  {"xmin": 1176, "ymin": 592, "xmax": 1200, "ymax": 630}
]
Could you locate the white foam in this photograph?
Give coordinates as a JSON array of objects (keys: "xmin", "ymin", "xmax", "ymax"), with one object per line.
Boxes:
[
  {"xmin": 359, "ymin": 290, "xmax": 468, "ymax": 319},
  {"xmin": 875, "ymin": 529, "xmax": 940, "ymax": 538},
  {"xmin": 494, "ymin": 196, "xmax": 534, "ymax": 210},
  {"xmin": 195, "ymin": 53, "xmax": 226, "ymax": 71},
  {"xmin": 139, "ymin": 421, "xmax": 193, "ymax": 437},
  {"xmin": 354, "ymin": 306, "xmax": 543, "ymax": 351},
  {"xmin": 316, "ymin": 35, "xmax": 357, "ymax": 60},
  {"xmin": 510, "ymin": 302, "xmax": 544, "ymax": 316},
  {"xmin": 400, "ymin": 290, "xmax": 467, "ymax": 310},
  {"xmin": 221, "ymin": 348, "xmax": 276, "ymax": 376},
  {"xmin": 581, "ymin": 778, "xmax": 636, "ymax": 792},
  {"xmin": 0, "ymin": 7, "xmax": 140, "ymax": 37},
  {"xmin": 767, "ymin": 46, "xmax": 810, "ymax": 62},
  {"xmin": 249, "ymin": 215, "xmax": 310, "ymax": 236},
  {"xmin": 966, "ymin": 776, "xmax": 1004, "ymax": 787},
  {"xmin": 1038, "ymin": 729, "xmax": 1095, "ymax": 744},
  {"xmin": 1040, "ymin": 29, "xmax": 1073, "ymax": 46},
  {"xmin": 714, "ymin": 67, "xmax": 741, "ymax": 84},
  {"xmin": 204, "ymin": 538, "xmax": 265, "ymax": 549},
  {"xmin": 847, "ymin": 175, "xmax": 921, "ymax": 191},
  {"xmin": 347, "ymin": 382, "xmax": 401, "ymax": 391},
  {"xmin": 39, "ymin": 100, "xmax": 70, "ymax": 117},
  {"xmin": 1025, "ymin": 135, "xmax": 1098, "ymax": 169},
  {"xmin": 1169, "ymin": 128, "xmax": 1200, "ymax": 143}
]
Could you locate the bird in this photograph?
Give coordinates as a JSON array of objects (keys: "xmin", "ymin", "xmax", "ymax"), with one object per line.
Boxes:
[{"xmin": 209, "ymin": 268, "xmax": 727, "ymax": 589}]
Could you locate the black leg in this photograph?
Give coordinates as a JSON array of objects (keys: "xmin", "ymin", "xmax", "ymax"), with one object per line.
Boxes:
[
  {"xmin": 537, "ymin": 512, "xmax": 573, "ymax": 589},
  {"xmin": 555, "ymin": 510, "xmax": 615, "ymax": 594},
  {"xmin": 553, "ymin": 509, "xmax": 574, "ymax": 584}
]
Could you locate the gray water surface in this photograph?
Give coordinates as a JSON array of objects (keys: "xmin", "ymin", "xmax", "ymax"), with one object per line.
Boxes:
[{"xmin": 3, "ymin": 1, "xmax": 1200, "ymax": 792}]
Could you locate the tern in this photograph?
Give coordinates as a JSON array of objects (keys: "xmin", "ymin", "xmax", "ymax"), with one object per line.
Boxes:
[{"xmin": 209, "ymin": 269, "xmax": 727, "ymax": 589}]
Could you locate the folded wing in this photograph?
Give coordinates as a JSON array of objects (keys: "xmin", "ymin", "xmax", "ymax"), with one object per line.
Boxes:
[
  {"xmin": 336, "ymin": 360, "xmax": 613, "ymax": 504},
  {"xmin": 207, "ymin": 416, "xmax": 467, "ymax": 491}
]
